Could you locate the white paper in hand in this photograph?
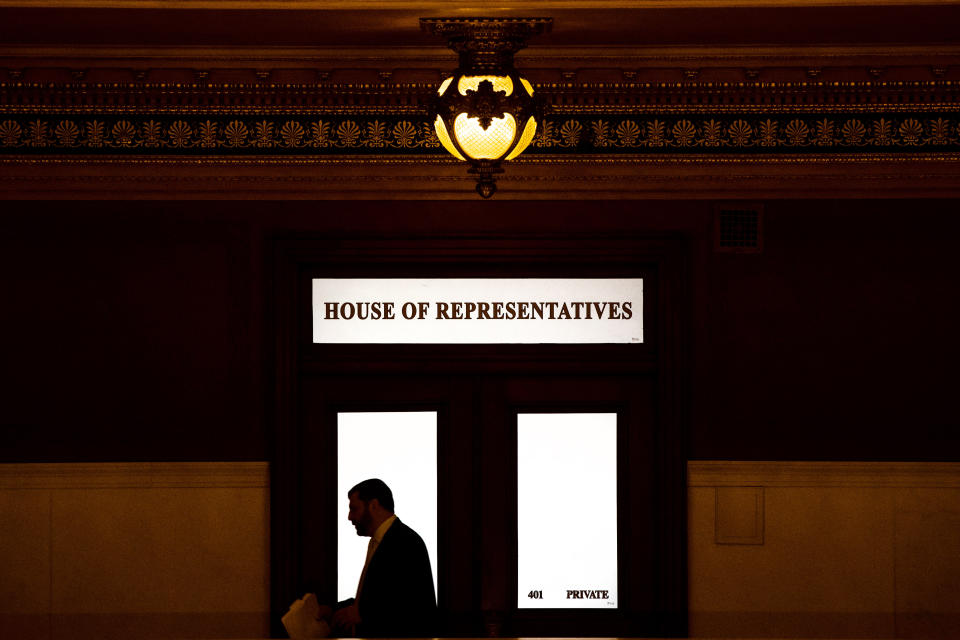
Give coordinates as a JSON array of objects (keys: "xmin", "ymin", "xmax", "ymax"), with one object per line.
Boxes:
[{"xmin": 282, "ymin": 593, "xmax": 331, "ymax": 639}]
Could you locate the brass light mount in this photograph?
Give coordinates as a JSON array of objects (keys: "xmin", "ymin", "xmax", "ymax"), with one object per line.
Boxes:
[
  {"xmin": 421, "ymin": 17, "xmax": 553, "ymax": 198},
  {"xmin": 421, "ymin": 17, "xmax": 553, "ymax": 73}
]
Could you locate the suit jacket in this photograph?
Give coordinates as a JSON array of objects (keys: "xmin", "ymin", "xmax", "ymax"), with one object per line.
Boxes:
[{"xmin": 341, "ymin": 518, "xmax": 437, "ymax": 637}]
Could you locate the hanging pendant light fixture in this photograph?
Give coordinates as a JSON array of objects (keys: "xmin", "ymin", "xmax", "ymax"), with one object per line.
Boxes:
[{"xmin": 421, "ymin": 18, "xmax": 552, "ymax": 198}]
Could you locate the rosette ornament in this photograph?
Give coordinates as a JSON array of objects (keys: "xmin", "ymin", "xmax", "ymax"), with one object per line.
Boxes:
[{"xmin": 421, "ymin": 18, "xmax": 552, "ymax": 198}]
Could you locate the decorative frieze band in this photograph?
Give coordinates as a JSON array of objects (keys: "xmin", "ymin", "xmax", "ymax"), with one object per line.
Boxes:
[
  {"xmin": 2, "ymin": 114, "xmax": 959, "ymax": 155},
  {"xmin": 2, "ymin": 78, "xmax": 958, "ymax": 156}
]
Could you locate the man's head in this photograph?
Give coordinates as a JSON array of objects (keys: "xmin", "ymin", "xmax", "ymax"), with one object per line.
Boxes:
[{"xmin": 347, "ymin": 478, "xmax": 395, "ymax": 537}]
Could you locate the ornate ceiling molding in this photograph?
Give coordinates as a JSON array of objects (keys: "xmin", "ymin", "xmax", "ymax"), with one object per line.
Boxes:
[
  {"xmin": 2, "ymin": 78, "xmax": 958, "ymax": 199},
  {"xmin": 2, "ymin": 0, "xmax": 959, "ymax": 198},
  {"xmin": 3, "ymin": 78, "xmax": 959, "ymax": 109},
  {"xmin": 4, "ymin": 43, "xmax": 960, "ymax": 76}
]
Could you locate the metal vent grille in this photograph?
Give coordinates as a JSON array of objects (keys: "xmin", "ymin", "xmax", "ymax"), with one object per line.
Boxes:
[{"xmin": 715, "ymin": 206, "xmax": 763, "ymax": 252}]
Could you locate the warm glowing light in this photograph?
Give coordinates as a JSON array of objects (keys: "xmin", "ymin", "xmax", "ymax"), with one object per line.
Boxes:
[
  {"xmin": 519, "ymin": 77, "xmax": 535, "ymax": 97},
  {"xmin": 458, "ymin": 75, "xmax": 514, "ymax": 96},
  {"xmin": 505, "ymin": 116, "xmax": 537, "ymax": 161},
  {"xmin": 453, "ymin": 112, "xmax": 517, "ymax": 160},
  {"xmin": 434, "ymin": 116, "xmax": 466, "ymax": 161},
  {"xmin": 437, "ymin": 76, "xmax": 454, "ymax": 97},
  {"xmin": 424, "ymin": 17, "xmax": 550, "ymax": 196}
]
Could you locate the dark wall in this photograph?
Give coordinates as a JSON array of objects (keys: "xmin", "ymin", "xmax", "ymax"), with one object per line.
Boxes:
[
  {"xmin": 0, "ymin": 206, "xmax": 260, "ymax": 461},
  {"xmin": 1, "ymin": 199, "xmax": 957, "ymax": 462},
  {"xmin": 701, "ymin": 200, "xmax": 960, "ymax": 460}
]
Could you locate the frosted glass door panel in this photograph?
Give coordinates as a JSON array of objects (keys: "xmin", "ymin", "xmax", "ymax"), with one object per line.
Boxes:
[
  {"xmin": 518, "ymin": 413, "xmax": 618, "ymax": 609},
  {"xmin": 337, "ymin": 411, "xmax": 438, "ymax": 602}
]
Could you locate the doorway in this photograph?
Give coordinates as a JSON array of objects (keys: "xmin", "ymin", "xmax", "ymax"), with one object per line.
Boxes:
[{"xmin": 270, "ymin": 233, "xmax": 689, "ymax": 637}]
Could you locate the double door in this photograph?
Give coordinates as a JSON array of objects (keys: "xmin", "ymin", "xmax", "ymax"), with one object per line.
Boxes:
[{"xmin": 298, "ymin": 372, "xmax": 668, "ymax": 637}]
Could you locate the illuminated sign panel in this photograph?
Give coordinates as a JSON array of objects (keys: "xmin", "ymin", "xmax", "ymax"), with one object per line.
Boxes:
[
  {"xmin": 312, "ymin": 278, "xmax": 643, "ymax": 344},
  {"xmin": 517, "ymin": 413, "xmax": 618, "ymax": 609},
  {"xmin": 337, "ymin": 412, "xmax": 438, "ymax": 603}
]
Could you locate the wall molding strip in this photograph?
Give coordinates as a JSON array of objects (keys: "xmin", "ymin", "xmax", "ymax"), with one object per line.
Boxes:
[
  {"xmin": 0, "ymin": 461, "xmax": 269, "ymax": 489},
  {"xmin": 688, "ymin": 460, "xmax": 960, "ymax": 488}
]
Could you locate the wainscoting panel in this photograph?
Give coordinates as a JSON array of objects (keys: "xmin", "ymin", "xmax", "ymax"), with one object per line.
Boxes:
[
  {"xmin": 5, "ymin": 461, "xmax": 957, "ymax": 639},
  {"xmin": 688, "ymin": 461, "xmax": 960, "ymax": 638},
  {"xmin": 0, "ymin": 463, "xmax": 270, "ymax": 640}
]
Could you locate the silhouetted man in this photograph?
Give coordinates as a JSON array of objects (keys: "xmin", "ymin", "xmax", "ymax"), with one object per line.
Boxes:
[{"xmin": 329, "ymin": 479, "xmax": 436, "ymax": 637}]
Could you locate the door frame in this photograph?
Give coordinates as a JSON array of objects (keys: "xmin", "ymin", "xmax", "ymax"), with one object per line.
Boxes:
[{"xmin": 269, "ymin": 232, "xmax": 690, "ymax": 637}]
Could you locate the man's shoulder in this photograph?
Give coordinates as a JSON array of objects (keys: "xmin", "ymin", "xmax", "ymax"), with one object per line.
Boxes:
[{"xmin": 383, "ymin": 518, "xmax": 426, "ymax": 547}]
